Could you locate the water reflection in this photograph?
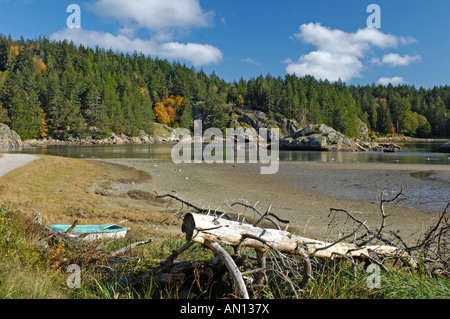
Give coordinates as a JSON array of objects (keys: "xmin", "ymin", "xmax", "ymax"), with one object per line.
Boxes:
[{"xmin": 2, "ymin": 140, "xmax": 449, "ymax": 165}]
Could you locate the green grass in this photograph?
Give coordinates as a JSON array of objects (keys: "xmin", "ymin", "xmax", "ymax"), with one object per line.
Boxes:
[
  {"xmin": 1, "ymin": 203, "xmax": 449, "ymax": 299},
  {"xmin": 297, "ymin": 260, "xmax": 450, "ymax": 299},
  {"xmin": 0, "ymin": 203, "xmax": 69, "ymax": 298},
  {"xmin": 375, "ymin": 269, "xmax": 450, "ymax": 299}
]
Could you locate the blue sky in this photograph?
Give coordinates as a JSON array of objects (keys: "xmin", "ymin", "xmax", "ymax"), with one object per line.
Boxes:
[{"xmin": 0, "ymin": 0, "xmax": 449, "ymax": 88}]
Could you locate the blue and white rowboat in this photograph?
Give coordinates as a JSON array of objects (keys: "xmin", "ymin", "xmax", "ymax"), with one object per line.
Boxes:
[{"xmin": 49, "ymin": 223, "xmax": 128, "ymax": 241}]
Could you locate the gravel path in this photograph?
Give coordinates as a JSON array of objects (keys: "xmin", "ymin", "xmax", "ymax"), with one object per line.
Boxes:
[{"xmin": 0, "ymin": 153, "xmax": 39, "ymax": 177}]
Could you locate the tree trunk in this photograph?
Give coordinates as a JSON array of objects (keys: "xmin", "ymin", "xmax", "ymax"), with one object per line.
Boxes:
[{"xmin": 182, "ymin": 213, "xmax": 417, "ymax": 268}]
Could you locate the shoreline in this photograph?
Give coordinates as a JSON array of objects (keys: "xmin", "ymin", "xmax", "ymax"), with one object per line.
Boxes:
[
  {"xmin": 0, "ymin": 151, "xmax": 448, "ymax": 243},
  {"xmin": 18, "ymin": 129, "xmax": 450, "ymax": 149}
]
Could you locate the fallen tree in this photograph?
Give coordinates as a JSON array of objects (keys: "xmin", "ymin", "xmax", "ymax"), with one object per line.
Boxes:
[{"xmin": 129, "ymin": 189, "xmax": 450, "ymax": 299}]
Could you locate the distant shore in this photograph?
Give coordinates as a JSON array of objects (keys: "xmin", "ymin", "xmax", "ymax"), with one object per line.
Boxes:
[{"xmin": 20, "ymin": 132, "xmax": 449, "ymax": 152}]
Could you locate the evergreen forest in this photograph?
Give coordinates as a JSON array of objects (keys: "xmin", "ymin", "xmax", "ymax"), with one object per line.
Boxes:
[{"xmin": 0, "ymin": 35, "xmax": 448, "ymax": 140}]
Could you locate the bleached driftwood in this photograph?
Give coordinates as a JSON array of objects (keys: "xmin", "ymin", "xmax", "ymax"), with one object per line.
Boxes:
[
  {"xmin": 135, "ymin": 190, "xmax": 445, "ymax": 299},
  {"xmin": 182, "ymin": 212, "xmax": 418, "ymax": 268}
]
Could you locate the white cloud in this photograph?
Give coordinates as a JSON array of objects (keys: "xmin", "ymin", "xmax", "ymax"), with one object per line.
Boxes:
[
  {"xmin": 50, "ymin": 28, "xmax": 223, "ymax": 66},
  {"xmin": 158, "ymin": 42, "xmax": 223, "ymax": 66},
  {"xmin": 240, "ymin": 57, "xmax": 261, "ymax": 66},
  {"xmin": 293, "ymin": 23, "xmax": 397, "ymax": 58},
  {"xmin": 371, "ymin": 53, "xmax": 421, "ymax": 67},
  {"xmin": 286, "ymin": 23, "xmax": 417, "ymax": 82},
  {"xmin": 378, "ymin": 76, "xmax": 404, "ymax": 85},
  {"xmin": 286, "ymin": 50, "xmax": 363, "ymax": 82},
  {"xmin": 91, "ymin": 0, "xmax": 213, "ymax": 31},
  {"xmin": 49, "ymin": 0, "xmax": 222, "ymax": 67}
]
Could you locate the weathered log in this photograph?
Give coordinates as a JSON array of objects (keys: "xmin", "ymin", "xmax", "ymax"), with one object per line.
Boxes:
[
  {"xmin": 182, "ymin": 212, "xmax": 417, "ymax": 268},
  {"xmin": 204, "ymin": 240, "xmax": 249, "ymax": 299}
]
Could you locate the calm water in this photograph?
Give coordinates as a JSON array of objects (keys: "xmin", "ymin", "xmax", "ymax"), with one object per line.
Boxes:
[
  {"xmin": 6, "ymin": 140, "xmax": 450, "ymax": 166},
  {"xmin": 2, "ymin": 140, "xmax": 449, "ymax": 213}
]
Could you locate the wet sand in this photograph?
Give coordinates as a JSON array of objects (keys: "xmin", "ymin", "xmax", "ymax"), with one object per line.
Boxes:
[{"xmin": 97, "ymin": 158, "xmax": 449, "ymax": 242}]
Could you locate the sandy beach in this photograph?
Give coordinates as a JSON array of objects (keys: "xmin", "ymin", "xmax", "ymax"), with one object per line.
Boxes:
[{"xmin": 97, "ymin": 158, "xmax": 449, "ymax": 242}]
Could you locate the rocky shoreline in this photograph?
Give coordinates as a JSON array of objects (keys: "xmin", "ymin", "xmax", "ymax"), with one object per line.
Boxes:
[
  {"xmin": 279, "ymin": 124, "xmax": 402, "ymax": 152},
  {"xmin": 22, "ymin": 123, "xmax": 177, "ymax": 148},
  {"xmin": 2, "ymin": 121, "xmax": 447, "ymax": 154},
  {"xmin": 23, "ymin": 132, "xmax": 173, "ymax": 148}
]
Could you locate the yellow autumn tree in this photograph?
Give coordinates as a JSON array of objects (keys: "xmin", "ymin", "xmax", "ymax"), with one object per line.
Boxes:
[
  {"xmin": 33, "ymin": 56, "xmax": 47, "ymax": 73},
  {"xmin": 10, "ymin": 45, "xmax": 20, "ymax": 55},
  {"xmin": 153, "ymin": 95, "xmax": 184, "ymax": 125},
  {"xmin": 238, "ymin": 94, "xmax": 245, "ymax": 106},
  {"xmin": 154, "ymin": 102, "xmax": 171, "ymax": 124},
  {"xmin": 174, "ymin": 95, "xmax": 184, "ymax": 108},
  {"xmin": 39, "ymin": 108, "xmax": 49, "ymax": 139},
  {"xmin": 166, "ymin": 105, "xmax": 175, "ymax": 122}
]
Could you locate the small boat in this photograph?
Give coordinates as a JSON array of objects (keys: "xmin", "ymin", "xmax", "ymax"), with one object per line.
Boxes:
[{"xmin": 49, "ymin": 223, "xmax": 128, "ymax": 241}]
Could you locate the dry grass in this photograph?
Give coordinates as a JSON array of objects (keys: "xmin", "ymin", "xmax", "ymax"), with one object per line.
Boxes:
[
  {"xmin": 0, "ymin": 156, "xmax": 104, "ymax": 222},
  {"xmin": 0, "ymin": 155, "xmax": 179, "ymax": 239}
]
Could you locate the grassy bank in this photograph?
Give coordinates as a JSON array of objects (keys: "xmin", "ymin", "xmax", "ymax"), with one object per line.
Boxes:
[
  {"xmin": 0, "ymin": 155, "xmax": 177, "ymax": 238},
  {"xmin": 0, "ymin": 155, "xmax": 449, "ymax": 299},
  {"xmin": 1, "ymin": 203, "xmax": 449, "ymax": 299}
]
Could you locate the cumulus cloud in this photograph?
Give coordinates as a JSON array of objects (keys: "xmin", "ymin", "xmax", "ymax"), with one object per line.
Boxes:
[
  {"xmin": 371, "ymin": 53, "xmax": 421, "ymax": 67},
  {"xmin": 50, "ymin": 0, "xmax": 222, "ymax": 67},
  {"xmin": 292, "ymin": 23, "xmax": 397, "ymax": 58},
  {"xmin": 50, "ymin": 28, "xmax": 223, "ymax": 67},
  {"xmin": 91, "ymin": 0, "xmax": 213, "ymax": 31},
  {"xmin": 285, "ymin": 23, "xmax": 416, "ymax": 82},
  {"xmin": 286, "ymin": 50, "xmax": 363, "ymax": 82},
  {"xmin": 378, "ymin": 76, "xmax": 404, "ymax": 85}
]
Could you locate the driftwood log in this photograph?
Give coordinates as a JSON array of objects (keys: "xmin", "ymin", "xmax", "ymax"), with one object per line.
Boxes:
[
  {"xmin": 173, "ymin": 210, "xmax": 418, "ymax": 299},
  {"xmin": 136, "ymin": 190, "xmax": 432, "ymax": 299},
  {"xmin": 182, "ymin": 212, "xmax": 417, "ymax": 268}
]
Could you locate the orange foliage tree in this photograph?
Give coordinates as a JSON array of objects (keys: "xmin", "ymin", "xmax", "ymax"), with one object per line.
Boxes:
[
  {"xmin": 33, "ymin": 56, "xmax": 47, "ymax": 73},
  {"xmin": 153, "ymin": 95, "xmax": 184, "ymax": 125},
  {"xmin": 154, "ymin": 102, "xmax": 171, "ymax": 125},
  {"xmin": 39, "ymin": 108, "xmax": 49, "ymax": 139}
]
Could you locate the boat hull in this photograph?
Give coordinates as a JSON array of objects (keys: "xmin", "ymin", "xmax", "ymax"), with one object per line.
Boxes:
[{"xmin": 49, "ymin": 224, "xmax": 128, "ymax": 241}]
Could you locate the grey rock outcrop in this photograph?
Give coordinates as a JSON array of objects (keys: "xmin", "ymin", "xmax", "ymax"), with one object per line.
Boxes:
[
  {"xmin": 280, "ymin": 124, "xmax": 401, "ymax": 152},
  {"xmin": 229, "ymin": 106, "xmax": 300, "ymax": 137},
  {"xmin": 0, "ymin": 124, "xmax": 22, "ymax": 149}
]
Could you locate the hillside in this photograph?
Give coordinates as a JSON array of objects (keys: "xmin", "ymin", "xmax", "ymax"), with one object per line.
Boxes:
[{"xmin": 0, "ymin": 35, "xmax": 449, "ymax": 142}]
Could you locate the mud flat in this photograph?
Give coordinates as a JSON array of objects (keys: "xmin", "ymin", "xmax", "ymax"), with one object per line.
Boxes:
[{"xmin": 97, "ymin": 158, "xmax": 449, "ymax": 242}]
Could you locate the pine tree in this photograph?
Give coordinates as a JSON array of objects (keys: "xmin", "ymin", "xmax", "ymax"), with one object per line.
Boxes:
[{"xmin": 376, "ymin": 101, "xmax": 393, "ymax": 135}]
